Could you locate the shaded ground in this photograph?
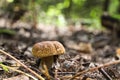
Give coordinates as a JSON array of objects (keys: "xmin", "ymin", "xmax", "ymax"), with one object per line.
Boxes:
[{"xmin": 0, "ymin": 22, "xmax": 120, "ymax": 80}]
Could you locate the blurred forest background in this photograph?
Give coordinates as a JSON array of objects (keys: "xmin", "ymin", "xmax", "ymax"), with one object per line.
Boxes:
[
  {"xmin": 0, "ymin": 0, "xmax": 120, "ymax": 29},
  {"xmin": 1, "ymin": 0, "xmax": 120, "ymax": 80}
]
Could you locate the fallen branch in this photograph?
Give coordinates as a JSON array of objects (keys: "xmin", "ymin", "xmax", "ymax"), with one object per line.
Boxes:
[
  {"xmin": 0, "ymin": 49, "xmax": 44, "ymax": 80},
  {"xmin": 0, "ymin": 63, "xmax": 38, "ymax": 80},
  {"xmin": 70, "ymin": 60, "xmax": 120, "ymax": 80}
]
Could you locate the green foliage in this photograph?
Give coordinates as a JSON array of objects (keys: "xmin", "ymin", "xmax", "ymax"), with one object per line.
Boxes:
[
  {"xmin": 7, "ymin": 0, "xmax": 14, "ymax": 3},
  {"xmin": 109, "ymin": 0, "xmax": 119, "ymax": 14},
  {"xmin": 36, "ymin": 0, "xmax": 104, "ymax": 28},
  {"xmin": 0, "ymin": 0, "xmax": 120, "ymax": 29},
  {"xmin": 109, "ymin": 0, "xmax": 120, "ymax": 19},
  {"xmin": 0, "ymin": 29, "xmax": 16, "ymax": 35},
  {"xmin": 0, "ymin": 63, "xmax": 9, "ymax": 72}
]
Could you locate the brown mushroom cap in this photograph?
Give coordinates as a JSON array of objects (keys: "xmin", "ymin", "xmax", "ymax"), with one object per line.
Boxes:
[{"xmin": 32, "ymin": 41, "xmax": 65, "ymax": 58}]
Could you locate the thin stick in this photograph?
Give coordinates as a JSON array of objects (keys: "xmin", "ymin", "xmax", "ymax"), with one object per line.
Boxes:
[
  {"xmin": 0, "ymin": 49, "xmax": 44, "ymax": 80},
  {"xmin": 54, "ymin": 71, "xmax": 76, "ymax": 75},
  {"xmin": 99, "ymin": 68, "xmax": 112, "ymax": 80},
  {"xmin": 70, "ymin": 60, "xmax": 120, "ymax": 80},
  {"xmin": 0, "ymin": 63, "xmax": 38, "ymax": 80}
]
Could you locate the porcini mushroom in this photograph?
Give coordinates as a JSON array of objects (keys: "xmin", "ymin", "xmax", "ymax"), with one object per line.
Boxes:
[{"xmin": 32, "ymin": 41, "xmax": 65, "ymax": 69}]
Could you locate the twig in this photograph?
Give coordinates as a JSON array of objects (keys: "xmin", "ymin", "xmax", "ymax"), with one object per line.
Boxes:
[
  {"xmin": 0, "ymin": 63, "xmax": 38, "ymax": 80},
  {"xmin": 99, "ymin": 68, "xmax": 112, "ymax": 80},
  {"xmin": 0, "ymin": 49, "xmax": 45, "ymax": 80},
  {"xmin": 70, "ymin": 60, "xmax": 120, "ymax": 80},
  {"xmin": 53, "ymin": 71, "xmax": 76, "ymax": 75},
  {"xmin": 54, "ymin": 69, "xmax": 58, "ymax": 79}
]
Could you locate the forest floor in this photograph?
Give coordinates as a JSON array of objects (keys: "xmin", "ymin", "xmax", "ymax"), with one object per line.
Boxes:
[{"xmin": 0, "ymin": 21, "xmax": 120, "ymax": 80}]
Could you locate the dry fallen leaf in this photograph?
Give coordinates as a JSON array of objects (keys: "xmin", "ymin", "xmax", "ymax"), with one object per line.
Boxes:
[
  {"xmin": 86, "ymin": 77, "xmax": 95, "ymax": 80},
  {"xmin": 116, "ymin": 48, "xmax": 120, "ymax": 59},
  {"xmin": 78, "ymin": 42, "xmax": 93, "ymax": 53},
  {"xmin": 66, "ymin": 41, "xmax": 93, "ymax": 54}
]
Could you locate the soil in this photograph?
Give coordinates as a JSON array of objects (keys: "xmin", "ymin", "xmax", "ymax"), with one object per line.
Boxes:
[{"xmin": 0, "ymin": 23, "xmax": 120, "ymax": 80}]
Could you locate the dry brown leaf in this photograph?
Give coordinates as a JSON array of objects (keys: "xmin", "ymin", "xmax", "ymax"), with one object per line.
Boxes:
[
  {"xmin": 116, "ymin": 48, "xmax": 120, "ymax": 59},
  {"xmin": 78, "ymin": 42, "xmax": 93, "ymax": 53}
]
